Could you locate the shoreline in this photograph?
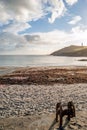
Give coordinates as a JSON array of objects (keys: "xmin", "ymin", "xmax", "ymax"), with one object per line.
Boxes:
[
  {"xmin": 1, "ymin": 66, "xmax": 87, "ymax": 85},
  {"xmin": 0, "ymin": 65, "xmax": 87, "ymax": 76}
]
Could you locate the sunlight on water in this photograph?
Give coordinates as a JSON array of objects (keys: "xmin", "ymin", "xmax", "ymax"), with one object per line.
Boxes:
[{"xmin": 0, "ymin": 55, "xmax": 87, "ymax": 67}]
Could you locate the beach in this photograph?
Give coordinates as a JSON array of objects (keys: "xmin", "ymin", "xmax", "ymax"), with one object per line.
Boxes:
[
  {"xmin": 0, "ymin": 0, "xmax": 87, "ymax": 129},
  {"xmin": 1, "ymin": 66, "xmax": 87, "ymax": 84},
  {"xmin": 0, "ymin": 66, "xmax": 87, "ymax": 130}
]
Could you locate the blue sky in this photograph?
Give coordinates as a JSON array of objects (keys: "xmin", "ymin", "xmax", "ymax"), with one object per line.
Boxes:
[{"xmin": 0, "ymin": 0, "xmax": 87, "ymax": 55}]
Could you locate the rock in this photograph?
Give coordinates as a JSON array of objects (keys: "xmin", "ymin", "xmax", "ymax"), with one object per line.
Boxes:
[
  {"xmin": 69, "ymin": 124, "xmax": 78, "ymax": 129},
  {"xmin": 77, "ymin": 120, "xmax": 85, "ymax": 126}
]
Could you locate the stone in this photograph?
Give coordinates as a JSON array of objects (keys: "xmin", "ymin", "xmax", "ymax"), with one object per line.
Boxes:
[{"xmin": 69, "ymin": 124, "xmax": 78, "ymax": 129}]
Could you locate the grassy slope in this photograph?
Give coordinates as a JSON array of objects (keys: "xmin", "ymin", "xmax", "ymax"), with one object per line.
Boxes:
[{"xmin": 51, "ymin": 45, "xmax": 87, "ymax": 56}]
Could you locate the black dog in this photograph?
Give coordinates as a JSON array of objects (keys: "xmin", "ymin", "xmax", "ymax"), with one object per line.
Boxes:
[{"xmin": 56, "ymin": 101, "xmax": 75, "ymax": 128}]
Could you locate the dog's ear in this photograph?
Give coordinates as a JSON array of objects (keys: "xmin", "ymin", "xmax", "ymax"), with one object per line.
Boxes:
[
  {"xmin": 56, "ymin": 102, "xmax": 61, "ymax": 108},
  {"xmin": 68, "ymin": 101, "xmax": 76, "ymax": 117},
  {"xmin": 68, "ymin": 101, "xmax": 73, "ymax": 108}
]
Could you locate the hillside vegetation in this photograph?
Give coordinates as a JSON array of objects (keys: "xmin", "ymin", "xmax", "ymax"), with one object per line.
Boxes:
[{"xmin": 51, "ymin": 45, "xmax": 87, "ymax": 56}]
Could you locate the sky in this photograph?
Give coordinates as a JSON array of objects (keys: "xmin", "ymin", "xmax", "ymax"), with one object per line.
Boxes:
[{"xmin": 0, "ymin": 0, "xmax": 87, "ymax": 55}]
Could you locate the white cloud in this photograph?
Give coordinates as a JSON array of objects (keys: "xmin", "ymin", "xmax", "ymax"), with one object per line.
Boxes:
[
  {"xmin": 0, "ymin": 3, "xmax": 11, "ymax": 23},
  {"xmin": 25, "ymin": 26, "xmax": 87, "ymax": 52},
  {"xmin": 3, "ymin": 22, "xmax": 31, "ymax": 34},
  {"xmin": 0, "ymin": 25, "xmax": 87, "ymax": 54},
  {"xmin": 70, "ymin": 25, "xmax": 87, "ymax": 45},
  {"xmin": 0, "ymin": 0, "xmax": 67, "ymax": 33},
  {"xmin": 65, "ymin": 0, "xmax": 78, "ymax": 5},
  {"xmin": 0, "ymin": 0, "xmax": 67, "ymax": 25},
  {"xmin": 0, "ymin": 0, "xmax": 84, "ymax": 55},
  {"xmin": 71, "ymin": 26, "xmax": 83, "ymax": 33},
  {"xmin": 68, "ymin": 16, "xmax": 82, "ymax": 25},
  {"xmin": 33, "ymin": 26, "xmax": 87, "ymax": 48},
  {"xmin": 0, "ymin": 32, "xmax": 27, "ymax": 51},
  {"xmin": 0, "ymin": 0, "xmax": 79, "ymax": 34},
  {"xmin": 48, "ymin": 0, "xmax": 66, "ymax": 23},
  {"xmin": 0, "ymin": 0, "xmax": 78, "ymax": 26},
  {"xmin": 0, "ymin": 0, "xmax": 44, "ymax": 22}
]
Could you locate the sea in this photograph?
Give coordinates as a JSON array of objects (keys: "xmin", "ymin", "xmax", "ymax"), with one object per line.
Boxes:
[{"xmin": 0, "ymin": 55, "xmax": 87, "ymax": 67}]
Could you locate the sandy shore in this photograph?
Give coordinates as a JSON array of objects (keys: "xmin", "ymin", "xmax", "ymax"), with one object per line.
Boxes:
[{"xmin": 0, "ymin": 66, "xmax": 87, "ymax": 130}]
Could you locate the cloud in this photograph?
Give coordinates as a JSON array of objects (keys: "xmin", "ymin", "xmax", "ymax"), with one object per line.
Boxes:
[
  {"xmin": 25, "ymin": 35, "xmax": 40, "ymax": 42},
  {"xmin": 0, "ymin": 25, "xmax": 87, "ymax": 54},
  {"xmin": 0, "ymin": 2, "xmax": 11, "ymax": 23},
  {"xmin": 48, "ymin": 0, "xmax": 66, "ymax": 23},
  {"xmin": 70, "ymin": 25, "xmax": 87, "ymax": 45},
  {"xmin": 0, "ymin": 0, "xmax": 45, "ymax": 33},
  {"xmin": 0, "ymin": 0, "xmax": 79, "ymax": 29},
  {"xmin": 0, "ymin": 32, "xmax": 26, "ymax": 51},
  {"xmin": 3, "ymin": 22, "xmax": 31, "ymax": 34},
  {"xmin": 0, "ymin": 0, "xmax": 44, "ymax": 22},
  {"xmin": 0, "ymin": 0, "xmax": 79, "ymax": 36},
  {"xmin": 0, "ymin": 0, "xmax": 84, "ymax": 55},
  {"xmin": 71, "ymin": 25, "xmax": 87, "ymax": 34},
  {"xmin": 68, "ymin": 16, "xmax": 82, "ymax": 25},
  {"xmin": 65, "ymin": 0, "xmax": 78, "ymax": 5},
  {"xmin": 25, "ymin": 26, "xmax": 87, "ymax": 47},
  {"xmin": 0, "ymin": 0, "xmax": 67, "ymax": 25}
]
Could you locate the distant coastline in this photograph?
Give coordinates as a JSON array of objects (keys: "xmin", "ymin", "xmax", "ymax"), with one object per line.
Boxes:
[{"xmin": 51, "ymin": 45, "xmax": 87, "ymax": 57}]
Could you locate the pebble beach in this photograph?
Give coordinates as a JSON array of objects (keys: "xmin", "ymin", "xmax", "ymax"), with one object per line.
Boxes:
[{"xmin": 0, "ymin": 66, "xmax": 87, "ymax": 130}]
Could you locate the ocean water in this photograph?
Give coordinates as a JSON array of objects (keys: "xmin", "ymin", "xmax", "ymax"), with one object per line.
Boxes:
[{"xmin": 0, "ymin": 55, "xmax": 87, "ymax": 67}]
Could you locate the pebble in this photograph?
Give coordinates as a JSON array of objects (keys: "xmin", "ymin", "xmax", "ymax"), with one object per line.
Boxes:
[
  {"xmin": 69, "ymin": 124, "xmax": 78, "ymax": 129},
  {"xmin": 0, "ymin": 83, "xmax": 87, "ymax": 118}
]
